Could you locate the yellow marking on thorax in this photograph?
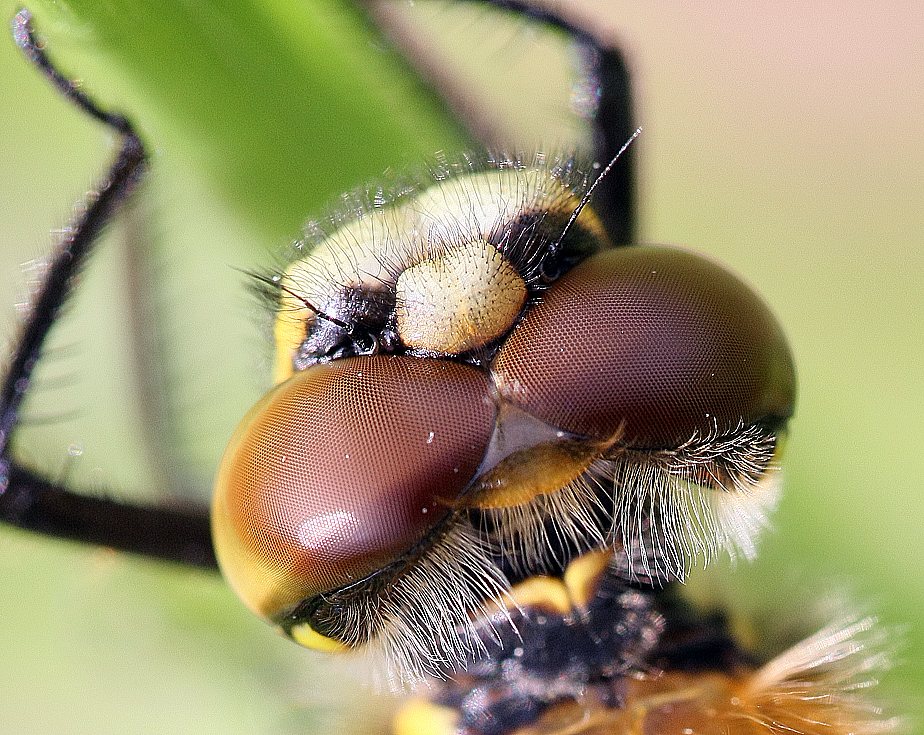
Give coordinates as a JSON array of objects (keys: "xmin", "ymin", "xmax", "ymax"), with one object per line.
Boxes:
[
  {"xmin": 392, "ymin": 697, "xmax": 459, "ymax": 735},
  {"xmin": 508, "ymin": 576, "xmax": 572, "ymax": 616},
  {"xmin": 503, "ymin": 550, "xmax": 616, "ymax": 618},
  {"xmin": 563, "ymin": 549, "xmax": 615, "ymax": 610}
]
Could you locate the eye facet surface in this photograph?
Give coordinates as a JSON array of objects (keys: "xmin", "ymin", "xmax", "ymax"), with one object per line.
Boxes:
[
  {"xmin": 212, "ymin": 355, "xmax": 496, "ymax": 621},
  {"xmin": 492, "ymin": 246, "xmax": 796, "ymax": 447}
]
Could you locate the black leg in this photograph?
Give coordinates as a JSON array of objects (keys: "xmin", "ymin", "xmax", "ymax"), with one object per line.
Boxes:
[
  {"xmin": 0, "ymin": 10, "xmax": 216, "ymax": 569},
  {"xmin": 464, "ymin": 0, "xmax": 636, "ymax": 245}
]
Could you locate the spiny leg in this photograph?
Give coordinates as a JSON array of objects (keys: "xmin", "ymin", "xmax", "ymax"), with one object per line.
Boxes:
[
  {"xmin": 467, "ymin": 0, "xmax": 636, "ymax": 245},
  {"xmin": 0, "ymin": 10, "xmax": 216, "ymax": 569}
]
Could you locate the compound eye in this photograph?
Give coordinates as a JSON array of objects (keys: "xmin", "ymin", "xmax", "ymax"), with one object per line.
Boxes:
[
  {"xmin": 492, "ymin": 246, "xmax": 796, "ymax": 447},
  {"xmin": 212, "ymin": 355, "xmax": 496, "ymax": 626}
]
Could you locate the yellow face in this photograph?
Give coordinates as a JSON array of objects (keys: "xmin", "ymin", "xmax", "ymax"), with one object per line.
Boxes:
[
  {"xmin": 211, "ymin": 155, "xmax": 796, "ymax": 686},
  {"xmin": 271, "ymin": 164, "xmax": 609, "ymax": 383}
]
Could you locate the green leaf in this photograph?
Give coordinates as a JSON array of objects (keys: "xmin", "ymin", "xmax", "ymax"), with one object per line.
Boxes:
[{"xmin": 27, "ymin": 0, "xmax": 468, "ymax": 240}]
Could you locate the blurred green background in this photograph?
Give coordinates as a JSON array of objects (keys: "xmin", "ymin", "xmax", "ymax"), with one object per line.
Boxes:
[{"xmin": 0, "ymin": 1, "xmax": 920, "ymax": 732}]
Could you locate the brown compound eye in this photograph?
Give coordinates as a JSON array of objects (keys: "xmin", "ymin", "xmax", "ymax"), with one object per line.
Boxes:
[
  {"xmin": 492, "ymin": 245, "xmax": 796, "ymax": 448},
  {"xmin": 212, "ymin": 355, "xmax": 496, "ymax": 636}
]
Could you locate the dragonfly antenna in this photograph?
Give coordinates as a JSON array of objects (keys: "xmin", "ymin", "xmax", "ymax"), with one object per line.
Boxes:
[{"xmin": 556, "ymin": 127, "xmax": 643, "ymax": 248}]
